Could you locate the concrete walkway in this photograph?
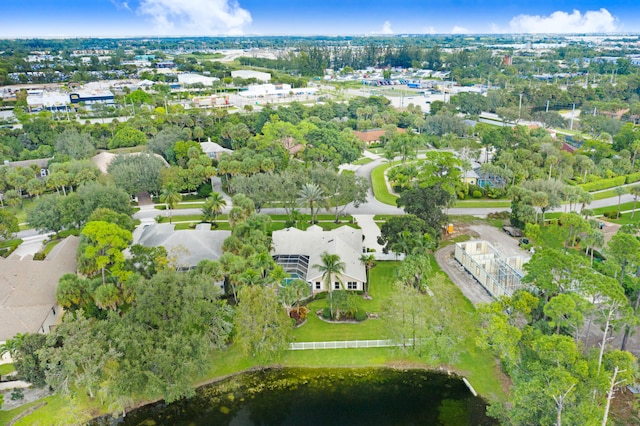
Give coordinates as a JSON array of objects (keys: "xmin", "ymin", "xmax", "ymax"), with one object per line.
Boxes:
[{"xmin": 352, "ymin": 214, "xmax": 404, "ymax": 261}]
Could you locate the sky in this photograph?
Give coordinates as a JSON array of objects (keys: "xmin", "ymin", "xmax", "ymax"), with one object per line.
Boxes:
[{"xmin": 2, "ymin": 0, "xmax": 640, "ymax": 38}]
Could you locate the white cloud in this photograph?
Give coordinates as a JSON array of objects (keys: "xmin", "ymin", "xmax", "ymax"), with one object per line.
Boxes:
[
  {"xmin": 137, "ymin": 0, "xmax": 252, "ymax": 35},
  {"xmin": 509, "ymin": 8, "xmax": 618, "ymax": 33},
  {"xmin": 110, "ymin": 0, "xmax": 132, "ymax": 11},
  {"xmin": 381, "ymin": 21, "xmax": 394, "ymax": 35},
  {"xmin": 424, "ymin": 26, "xmax": 436, "ymax": 35},
  {"xmin": 451, "ymin": 25, "xmax": 469, "ymax": 34}
]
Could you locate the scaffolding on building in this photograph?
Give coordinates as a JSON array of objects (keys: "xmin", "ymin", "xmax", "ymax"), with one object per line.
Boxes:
[{"xmin": 454, "ymin": 240, "xmax": 526, "ymax": 298}]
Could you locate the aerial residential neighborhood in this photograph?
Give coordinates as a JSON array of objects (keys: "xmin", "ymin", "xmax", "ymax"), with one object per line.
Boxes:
[{"xmin": 0, "ymin": 1, "xmax": 640, "ymax": 424}]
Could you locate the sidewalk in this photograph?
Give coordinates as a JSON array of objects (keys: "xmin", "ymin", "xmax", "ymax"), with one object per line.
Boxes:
[{"xmin": 352, "ymin": 214, "xmax": 404, "ymax": 261}]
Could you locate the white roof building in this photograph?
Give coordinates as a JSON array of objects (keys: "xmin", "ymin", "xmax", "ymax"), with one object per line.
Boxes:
[
  {"xmin": 26, "ymin": 90, "xmax": 70, "ymax": 111},
  {"xmin": 271, "ymin": 225, "xmax": 366, "ymax": 294},
  {"xmin": 200, "ymin": 139, "xmax": 232, "ymax": 160},
  {"xmin": 178, "ymin": 73, "xmax": 220, "ymax": 86},
  {"xmin": 231, "ymin": 70, "xmax": 271, "ymax": 82}
]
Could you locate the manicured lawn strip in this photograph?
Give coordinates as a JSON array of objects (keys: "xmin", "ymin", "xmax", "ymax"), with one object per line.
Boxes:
[
  {"xmin": 607, "ymin": 212, "xmax": 640, "ymax": 225},
  {"xmin": 454, "ymin": 200, "xmax": 511, "ymax": 208},
  {"xmin": 591, "ymin": 189, "xmax": 618, "ymax": 200},
  {"xmin": 157, "ymin": 214, "xmax": 204, "ymax": 223},
  {"xmin": 0, "ymin": 363, "xmax": 15, "ymax": 375},
  {"xmin": 592, "ymin": 201, "xmax": 637, "ymax": 216},
  {"xmin": 352, "ymin": 157, "xmax": 373, "ymax": 165},
  {"xmin": 371, "ymin": 162, "xmax": 398, "ymax": 206},
  {"xmin": 42, "ymin": 239, "xmax": 62, "ymax": 255},
  {"xmin": 373, "ymin": 214, "xmax": 401, "ymax": 221}
]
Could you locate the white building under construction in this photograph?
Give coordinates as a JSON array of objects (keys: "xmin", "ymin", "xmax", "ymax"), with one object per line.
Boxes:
[{"xmin": 454, "ymin": 240, "xmax": 527, "ymax": 298}]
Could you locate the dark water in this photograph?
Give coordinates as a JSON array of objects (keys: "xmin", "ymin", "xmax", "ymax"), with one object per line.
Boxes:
[{"xmin": 116, "ymin": 368, "xmax": 496, "ymax": 426}]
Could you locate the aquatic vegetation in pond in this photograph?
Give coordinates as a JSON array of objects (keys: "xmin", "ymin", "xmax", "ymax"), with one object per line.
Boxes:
[{"xmin": 107, "ymin": 368, "xmax": 496, "ymax": 426}]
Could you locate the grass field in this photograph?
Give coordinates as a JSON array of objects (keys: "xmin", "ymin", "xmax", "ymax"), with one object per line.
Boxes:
[
  {"xmin": 5, "ymin": 258, "xmax": 507, "ymax": 424},
  {"xmin": 454, "ymin": 200, "xmax": 511, "ymax": 208},
  {"xmin": 371, "ymin": 162, "xmax": 398, "ymax": 206},
  {"xmin": 352, "ymin": 157, "xmax": 373, "ymax": 166}
]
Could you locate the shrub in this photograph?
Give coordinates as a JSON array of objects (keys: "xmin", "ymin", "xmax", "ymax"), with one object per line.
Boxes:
[
  {"xmin": 10, "ymin": 388, "xmax": 24, "ymax": 401},
  {"xmin": 472, "ymin": 190, "xmax": 483, "ymax": 198},
  {"xmin": 603, "ymin": 211, "xmax": 620, "ymax": 219},
  {"xmin": 33, "ymin": 252, "xmax": 46, "ymax": 261},
  {"xmin": 322, "ymin": 307, "xmax": 331, "ymax": 319},
  {"xmin": 625, "ymin": 171, "xmax": 640, "ymax": 184},
  {"xmin": 197, "ymin": 183, "xmax": 213, "ymax": 198},
  {"xmin": 59, "ymin": 229, "xmax": 80, "ymax": 238},
  {"xmin": 456, "ymin": 191, "xmax": 465, "ymax": 200},
  {"xmin": 314, "ymin": 292, "xmax": 328, "ymax": 300},
  {"xmin": 355, "ymin": 310, "xmax": 367, "ymax": 322},
  {"xmin": 579, "ymin": 176, "xmax": 626, "ymax": 192}
]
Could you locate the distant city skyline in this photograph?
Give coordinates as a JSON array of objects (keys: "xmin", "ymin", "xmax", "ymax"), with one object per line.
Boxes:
[{"xmin": 1, "ymin": 1, "xmax": 640, "ymax": 38}]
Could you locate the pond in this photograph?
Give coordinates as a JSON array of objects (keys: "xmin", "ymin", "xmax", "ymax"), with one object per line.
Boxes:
[{"xmin": 111, "ymin": 368, "xmax": 496, "ymax": 426}]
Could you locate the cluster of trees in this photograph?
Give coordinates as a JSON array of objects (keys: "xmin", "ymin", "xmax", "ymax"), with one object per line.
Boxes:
[
  {"xmin": 230, "ymin": 164, "xmax": 368, "ymax": 222},
  {"xmin": 478, "ymin": 223, "xmax": 640, "ymax": 424}
]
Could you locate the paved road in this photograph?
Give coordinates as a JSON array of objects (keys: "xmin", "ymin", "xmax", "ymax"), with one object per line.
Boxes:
[{"xmin": 134, "ymin": 154, "xmax": 639, "ymax": 221}]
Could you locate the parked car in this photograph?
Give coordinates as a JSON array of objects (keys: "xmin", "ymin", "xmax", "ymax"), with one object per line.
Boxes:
[
  {"xmin": 518, "ymin": 237, "xmax": 529, "ymax": 246},
  {"xmin": 502, "ymin": 226, "xmax": 523, "ymax": 237}
]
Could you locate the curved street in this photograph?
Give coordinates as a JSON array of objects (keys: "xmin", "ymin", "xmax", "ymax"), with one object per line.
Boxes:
[{"xmin": 133, "ymin": 151, "xmax": 639, "ymax": 222}]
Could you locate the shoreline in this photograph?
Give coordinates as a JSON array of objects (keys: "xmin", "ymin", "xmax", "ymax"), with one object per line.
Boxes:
[{"xmin": 88, "ymin": 361, "xmax": 491, "ymax": 423}]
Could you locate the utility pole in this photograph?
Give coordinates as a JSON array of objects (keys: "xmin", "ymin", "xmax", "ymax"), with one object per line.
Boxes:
[
  {"xmin": 518, "ymin": 93, "xmax": 524, "ymax": 120},
  {"xmin": 570, "ymin": 103, "xmax": 576, "ymax": 130}
]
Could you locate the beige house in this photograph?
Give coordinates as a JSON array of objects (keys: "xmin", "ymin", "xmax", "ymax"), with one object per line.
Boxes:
[
  {"xmin": 0, "ymin": 236, "xmax": 79, "ymax": 344},
  {"xmin": 200, "ymin": 139, "xmax": 233, "ymax": 161},
  {"xmin": 271, "ymin": 225, "xmax": 366, "ymax": 294}
]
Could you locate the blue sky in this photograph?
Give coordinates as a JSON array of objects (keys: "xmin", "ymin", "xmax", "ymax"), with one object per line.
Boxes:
[{"xmin": 1, "ymin": 0, "xmax": 639, "ymax": 37}]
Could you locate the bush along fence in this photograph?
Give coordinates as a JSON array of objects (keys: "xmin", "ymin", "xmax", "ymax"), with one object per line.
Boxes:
[{"xmin": 289, "ymin": 338, "xmax": 421, "ymax": 350}]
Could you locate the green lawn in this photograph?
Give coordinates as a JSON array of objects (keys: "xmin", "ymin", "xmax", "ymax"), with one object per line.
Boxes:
[
  {"xmin": 0, "ymin": 363, "xmax": 15, "ymax": 375},
  {"xmin": 592, "ymin": 201, "xmax": 638, "ymax": 216},
  {"xmin": 454, "ymin": 200, "xmax": 511, "ymax": 208},
  {"xmin": 352, "ymin": 157, "xmax": 373, "ymax": 166},
  {"xmin": 591, "ymin": 189, "xmax": 618, "ymax": 200},
  {"xmin": 607, "ymin": 212, "xmax": 640, "ymax": 226},
  {"xmin": 7, "ymin": 259, "xmax": 507, "ymax": 423},
  {"xmin": 371, "ymin": 162, "xmax": 398, "ymax": 206}
]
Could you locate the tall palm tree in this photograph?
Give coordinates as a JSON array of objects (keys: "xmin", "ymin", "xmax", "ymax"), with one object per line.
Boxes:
[
  {"xmin": 629, "ymin": 185, "xmax": 640, "ymax": 219},
  {"xmin": 160, "ymin": 184, "xmax": 182, "ymax": 224},
  {"xmin": 298, "ymin": 183, "xmax": 324, "ymax": 224},
  {"xmin": 202, "ymin": 192, "xmax": 227, "ymax": 225},
  {"xmin": 531, "ymin": 191, "xmax": 549, "ymax": 224},
  {"xmin": 614, "ymin": 186, "xmax": 627, "ymax": 218},
  {"xmin": 314, "ymin": 252, "xmax": 346, "ymax": 319},
  {"xmin": 359, "ymin": 254, "xmax": 376, "ymax": 298}
]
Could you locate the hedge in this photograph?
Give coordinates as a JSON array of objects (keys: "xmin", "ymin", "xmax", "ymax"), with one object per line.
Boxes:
[
  {"xmin": 580, "ymin": 176, "xmax": 626, "ymax": 192},
  {"xmin": 625, "ymin": 172, "xmax": 640, "ymax": 184}
]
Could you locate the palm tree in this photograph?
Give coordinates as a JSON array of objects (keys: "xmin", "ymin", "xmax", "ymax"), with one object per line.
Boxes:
[
  {"xmin": 584, "ymin": 229, "xmax": 605, "ymax": 266},
  {"xmin": 630, "ymin": 185, "xmax": 640, "ymax": 219},
  {"xmin": 298, "ymin": 183, "xmax": 324, "ymax": 224},
  {"xmin": 202, "ymin": 192, "xmax": 227, "ymax": 225},
  {"xmin": 614, "ymin": 186, "xmax": 627, "ymax": 218},
  {"xmin": 314, "ymin": 252, "xmax": 346, "ymax": 319},
  {"xmin": 0, "ymin": 333, "xmax": 25, "ymax": 359},
  {"xmin": 160, "ymin": 184, "xmax": 182, "ymax": 224},
  {"xmin": 531, "ymin": 191, "xmax": 549, "ymax": 224},
  {"xmin": 359, "ymin": 254, "xmax": 376, "ymax": 298}
]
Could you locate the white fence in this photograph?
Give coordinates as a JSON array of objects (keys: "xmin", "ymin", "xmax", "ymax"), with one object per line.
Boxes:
[{"xmin": 289, "ymin": 339, "xmax": 417, "ymax": 350}]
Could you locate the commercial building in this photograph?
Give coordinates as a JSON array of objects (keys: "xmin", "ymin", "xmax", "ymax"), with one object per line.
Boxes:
[
  {"xmin": 231, "ymin": 70, "xmax": 271, "ymax": 82},
  {"xmin": 177, "ymin": 73, "xmax": 220, "ymax": 86}
]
